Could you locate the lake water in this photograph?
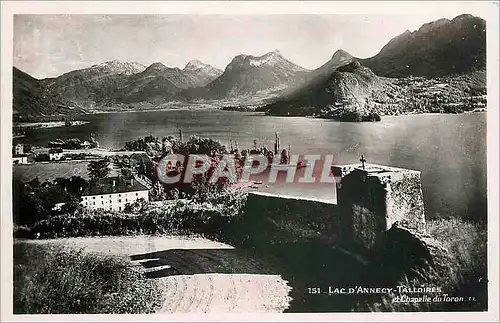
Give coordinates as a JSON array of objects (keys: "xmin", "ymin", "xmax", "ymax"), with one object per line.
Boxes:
[{"xmin": 20, "ymin": 110, "xmax": 487, "ymax": 222}]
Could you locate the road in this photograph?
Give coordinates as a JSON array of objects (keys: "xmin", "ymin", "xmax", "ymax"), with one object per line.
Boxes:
[{"xmin": 22, "ymin": 235, "xmax": 292, "ymax": 313}]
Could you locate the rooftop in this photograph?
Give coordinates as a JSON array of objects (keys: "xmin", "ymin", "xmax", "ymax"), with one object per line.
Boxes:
[
  {"xmin": 332, "ymin": 163, "xmax": 421, "ymax": 180},
  {"xmin": 356, "ymin": 164, "xmax": 419, "ymax": 174},
  {"xmin": 82, "ymin": 176, "xmax": 149, "ymax": 196}
]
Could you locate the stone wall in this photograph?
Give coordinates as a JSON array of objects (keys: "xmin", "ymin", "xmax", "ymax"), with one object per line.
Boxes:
[
  {"xmin": 337, "ymin": 171, "xmax": 388, "ymax": 250},
  {"xmin": 226, "ymin": 166, "xmax": 449, "ymax": 289},
  {"xmin": 385, "ymin": 171, "xmax": 426, "ymax": 232},
  {"xmin": 231, "ymin": 164, "xmax": 426, "ymax": 252},
  {"xmin": 229, "ymin": 192, "xmax": 340, "ymax": 247},
  {"xmin": 335, "ymin": 164, "xmax": 426, "ymax": 250}
]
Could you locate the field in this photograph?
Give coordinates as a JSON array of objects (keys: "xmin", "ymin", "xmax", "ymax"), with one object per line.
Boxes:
[{"xmin": 13, "ymin": 161, "xmax": 91, "ymax": 182}]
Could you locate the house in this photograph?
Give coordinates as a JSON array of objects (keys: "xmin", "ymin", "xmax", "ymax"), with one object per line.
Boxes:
[
  {"xmin": 13, "ymin": 154, "xmax": 28, "ymax": 164},
  {"xmin": 81, "ymin": 141, "xmax": 91, "ymax": 149},
  {"xmin": 81, "ymin": 176, "xmax": 149, "ymax": 211},
  {"xmin": 50, "ymin": 188, "xmax": 78, "ymax": 211},
  {"xmin": 14, "ymin": 143, "xmax": 24, "ymax": 155},
  {"xmin": 49, "ymin": 148, "xmax": 64, "ymax": 161},
  {"xmin": 12, "ymin": 143, "xmax": 29, "ymax": 164}
]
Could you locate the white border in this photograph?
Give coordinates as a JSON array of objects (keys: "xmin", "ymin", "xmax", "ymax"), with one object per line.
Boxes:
[{"xmin": 1, "ymin": 1, "xmax": 499, "ymax": 322}]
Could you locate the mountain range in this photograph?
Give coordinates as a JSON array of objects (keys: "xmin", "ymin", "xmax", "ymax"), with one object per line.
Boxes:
[
  {"xmin": 13, "ymin": 14, "xmax": 486, "ymax": 120},
  {"xmin": 201, "ymin": 50, "xmax": 309, "ymax": 98},
  {"xmin": 264, "ymin": 14, "xmax": 486, "ymax": 118}
]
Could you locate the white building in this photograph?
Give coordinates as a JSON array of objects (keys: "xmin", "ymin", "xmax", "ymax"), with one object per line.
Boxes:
[
  {"xmin": 13, "ymin": 154, "xmax": 28, "ymax": 164},
  {"xmin": 49, "ymin": 148, "xmax": 64, "ymax": 161},
  {"xmin": 81, "ymin": 176, "xmax": 149, "ymax": 211},
  {"xmin": 13, "ymin": 143, "xmax": 29, "ymax": 164},
  {"xmin": 14, "ymin": 143, "xmax": 24, "ymax": 155}
]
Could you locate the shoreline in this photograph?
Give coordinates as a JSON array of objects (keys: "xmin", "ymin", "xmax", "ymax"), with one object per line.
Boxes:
[
  {"xmin": 269, "ymin": 110, "xmax": 487, "ymax": 120},
  {"xmin": 16, "ymin": 107, "xmax": 487, "ymax": 122},
  {"xmin": 381, "ymin": 110, "xmax": 487, "ymax": 119},
  {"xmin": 15, "ymin": 120, "xmax": 90, "ymax": 129},
  {"xmin": 89, "ymin": 103, "xmax": 224, "ymax": 115}
]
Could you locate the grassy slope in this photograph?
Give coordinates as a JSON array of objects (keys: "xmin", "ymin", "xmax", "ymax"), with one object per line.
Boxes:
[
  {"xmin": 360, "ymin": 218, "xmax": 487, "ymax": 311},
  {"xmin": 13, "ymin": 242, "xmax": 163, "ymax": 314},
  {"xmin": 426, "ymin": 218, "xmax": 488, "ymax": 309}
]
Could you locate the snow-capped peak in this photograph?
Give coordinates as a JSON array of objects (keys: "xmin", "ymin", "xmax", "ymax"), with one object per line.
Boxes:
[
  {"xmin": 144, "ymin": 62, "xmax": 170, "ymax": 73},
  {"xmin": 94, "ymin": 60, "xmax": 146, "ymax": 75},
  {"xmin": 248, "ymin": 50, "xmax": 285, "ymax": 67},
  {"xmin": 184, "ymin": 59, "xmax": 208, "ymax": 71}
]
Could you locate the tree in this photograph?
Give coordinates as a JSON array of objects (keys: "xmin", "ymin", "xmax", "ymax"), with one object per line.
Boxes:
[
  {"xmin": 29, "ymin": 177, "xmax": 41, "ymax": 189},
  {"xmin": 17, "ymin": 193, "xmax": 47, "ymax": 225},
  {"xmin": 88, "ymin": 158, "xmax": 110, "ymax": 181},
  {"xmin": 35, "ymin": 154, "xmax": 50, "ymax": 162},
  {"xmin": 172, "ymin": 136, "xmax": 227, "ymax": 155},
  {"xmin": 124, "ymin": 197, "xmax": 148, "ymax": 213},
  {"xmin": 54, "ymin": 176, "xmax": 87, "ymax": 196},
  {"xmin": 67, "ymin": 176, "xmax": 87, "ymax": 196},
  {"xmin": 137, "ymin": 159, "xmax": 157, "ymax": 182},
  {"xmin": 121, "ymin": 168, "xmax": 133, "ymax": 178},
  {"xmin": 58, "ymin": 196, "xmax": 83, "ymax": 214},
  {"xmin": 166, "ymin": 188, "xmax": 180, "ymax": 200}
]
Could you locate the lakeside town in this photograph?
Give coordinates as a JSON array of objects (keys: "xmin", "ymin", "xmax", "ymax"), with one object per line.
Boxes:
[{"xmin": 13, "ymin": 124, "xmax": 306, "ymax": 220}]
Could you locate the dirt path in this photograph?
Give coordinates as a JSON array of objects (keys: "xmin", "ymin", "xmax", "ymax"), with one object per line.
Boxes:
[{"xmin": 22, "ymin": 236, "xmax": 292, "ymax": 313}]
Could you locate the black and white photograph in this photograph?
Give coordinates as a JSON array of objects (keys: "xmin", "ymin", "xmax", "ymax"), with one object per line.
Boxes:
[{"xmin": 1, "ymin": 1, "xmax": 499, "ymax": 321}]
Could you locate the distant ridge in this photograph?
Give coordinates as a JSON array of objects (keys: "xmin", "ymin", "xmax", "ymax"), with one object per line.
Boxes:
[
  {"xmin": 13, "ymin": 59, "xmax": 223, "ymax": 112},
  {"xmin": 13, "ymin": 67, "xmax": 86, "ymax": 119},
  {"xmin": 264, "ymin": 14, "xmax": 486, "ymax": 118},
  {"xmin": 359, "ymin": 14, "xmax": 486, "ymax": 77}
]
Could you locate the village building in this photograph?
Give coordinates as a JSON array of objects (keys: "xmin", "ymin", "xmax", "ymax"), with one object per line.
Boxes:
[
  {"xmin": 81, "ymin": 141, "xmax": 91, "ymax": 149},
  {"xmin": 12, "ymin": 143, "xmax": 29, "ymax": 164},
  {"xmin": 48, "ymin": 148, "xmax": 64, "ymax": 161},
  {"xmin": 81, "ymin": 176, "xmax": 149, "ymax": 211},
  {"xmin": 13, "ymin": 154, "xmax": 28, "ymax": 164},
  {"xmin": 14, "ymin": 143, "xmax": 24, "ymax": 155},
  {"xmin": 51, "ymin": 193, "xmax": 75, "ymax": 211}
]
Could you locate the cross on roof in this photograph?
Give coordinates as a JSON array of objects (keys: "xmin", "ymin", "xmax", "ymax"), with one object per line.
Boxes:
[{"xmin": 360, "ymin": 154, "xmax": 367, "ymax": 169}]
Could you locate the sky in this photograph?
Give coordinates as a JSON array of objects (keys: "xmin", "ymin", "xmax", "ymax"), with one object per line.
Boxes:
[{"xmin": 14, "ymin": 12, "xmax": 487, "ymax": 79}]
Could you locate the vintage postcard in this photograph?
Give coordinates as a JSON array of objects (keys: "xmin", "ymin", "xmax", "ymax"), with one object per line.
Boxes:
[{"xmin": 1, "ymin": 1, "xmax": 499, "ymax": 322}]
